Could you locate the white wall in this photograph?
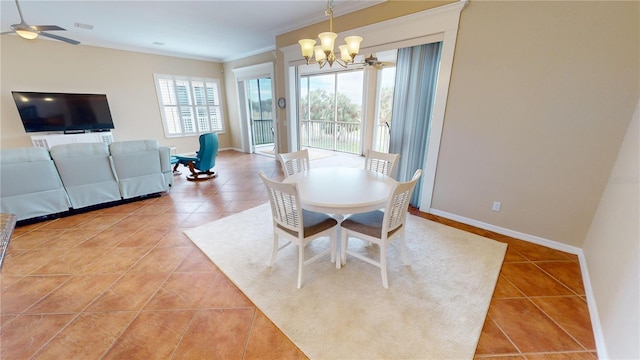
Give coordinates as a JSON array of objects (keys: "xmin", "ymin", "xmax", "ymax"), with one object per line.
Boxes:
[
  {"xmin": 0, "ymin": 36, "xmax": 227, "ymax": 153},
  {"xmin": 582, "ymin": 99, "xmax": 639, "ymax": 359},
  {"xmin": 432, "ymin": 1, "xmax": 639, "ymax": 247}
]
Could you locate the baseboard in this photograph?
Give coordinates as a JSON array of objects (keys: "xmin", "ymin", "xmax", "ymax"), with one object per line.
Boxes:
[
  {"xmin": 428, "ymin": 208, "xmax": 582, "ymax": 254},
  {"xmin": 576, "ymin": 252, "xmax": 608, "ymax": 359},
  {"xmin": 427, "ymin": 208, "xmax": 607, "ymax": 358},
  {"xmin": 217, "ymin": 146, "xmax": 237, "ymax": 152}
]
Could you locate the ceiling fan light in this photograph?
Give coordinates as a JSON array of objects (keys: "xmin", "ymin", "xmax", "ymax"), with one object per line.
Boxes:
[
  {"xmin": 298, "ymin": 39, "xmax": 316, "ymax": 59},
  {"xmin": 16, "ymin": 29, "xmax": 38, "ymax": 40},
  {"xmin": 318, "ymin": 32, "xmax": 337, "ymax": 53}
]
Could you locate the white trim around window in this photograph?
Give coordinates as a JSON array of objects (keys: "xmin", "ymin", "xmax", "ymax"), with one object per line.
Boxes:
[{"xmin": 153, "ymin": 74, "xmax": 225, "ymax": 138}]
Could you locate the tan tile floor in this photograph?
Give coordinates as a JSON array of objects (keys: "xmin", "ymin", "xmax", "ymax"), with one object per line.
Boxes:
[{"xmin": 1, "ymin": 150, "xmax": 597, "ymax": 359}]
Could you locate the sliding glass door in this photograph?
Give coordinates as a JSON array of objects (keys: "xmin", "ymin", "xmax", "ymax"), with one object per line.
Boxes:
[
  {"xmin": 298, "ymin": 71, "xmax": 364, "ymax": 155},
  {"xmin": 245, "ymin": 77, "xmax": 274, "ymax": 149}
]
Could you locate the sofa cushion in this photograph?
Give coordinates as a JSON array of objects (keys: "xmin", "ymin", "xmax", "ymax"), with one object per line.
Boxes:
[
  {"xmin": 109, "ymin": 140, "xmax": 171, "ymax": 199},
  {"xmin": 50, "ymin": 143, "xmax": 121, "ymax": 209}
]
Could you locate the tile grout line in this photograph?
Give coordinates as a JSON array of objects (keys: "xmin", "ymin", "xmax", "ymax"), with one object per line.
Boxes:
[
  {"xmin": 241, "ymin": 308, "xmax": 260, "ymax": 360},
  {"xmin": 527, "ymin": 297, "xmax": 592, "ymax": 352},
  {"xmin": 97, "ymin": 249, "xmax": 176, "ymax": 358}
]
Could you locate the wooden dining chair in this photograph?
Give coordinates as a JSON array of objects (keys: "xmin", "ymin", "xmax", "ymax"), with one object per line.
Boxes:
[
  {"xmin": 364, "ymin": 150, "xmax": 400, "ymax": 177},
  {"xmin": 258, "ymin": 171, "xmax": 338, "ymax": 289},
  {"xmin": 340, "ymin": 169, "xmax": 422, "ymax": 288},
  {"xmin": 278, "ymin": 149, "xmax": 310, "ymax": 177}
]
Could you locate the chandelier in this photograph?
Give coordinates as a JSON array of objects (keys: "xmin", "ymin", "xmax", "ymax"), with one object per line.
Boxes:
[{"xmin": 298, "ymin": 0, "xmax": 363, "ymax": 69}]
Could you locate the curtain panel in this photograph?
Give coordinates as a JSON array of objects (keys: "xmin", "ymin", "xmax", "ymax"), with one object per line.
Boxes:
[{"xmin": 389, "ymin": 42, "xmax": 442, "ymax": 207}]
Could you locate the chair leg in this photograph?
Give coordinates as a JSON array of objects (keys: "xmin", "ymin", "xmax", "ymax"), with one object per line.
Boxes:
[
  {"xmin": 380, "ymin": 245, "xmax": 389, "ymax": 289},
  {"xmin": 399, "ymin": 234, "xmax": 410, "ymax": 265},
  {"xmin": 186, "ymin": 161, "xmax": 217, "ymax": 181},
  {"xmin": 297, "ymin": 244, "xmax": 304, "ymax": 289},
  {"xmin": 268, "ymin": 233, "xmax": 279, "ymax": 267},
  {"xmin": 172, "ymin": 162, "xmax": 182, "ymax": 175}
]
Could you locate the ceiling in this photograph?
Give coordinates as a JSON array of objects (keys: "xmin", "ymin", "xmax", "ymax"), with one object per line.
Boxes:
[{"xmin": 0, "ymin": 0, "xmax": 382, "ymax": 62}]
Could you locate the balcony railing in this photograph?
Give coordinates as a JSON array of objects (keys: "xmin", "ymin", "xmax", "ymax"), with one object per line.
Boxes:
[
  {"xmin": 252, "ymin": 119, "xmax": 274, "ymax": 146},
  {"xmin": 373, "ymin": 122, "xmax": 390, "ymax": 153},
  {"xmin": 252, "ymin": 118, "xmax": 389, "ymax": 155},
  {"xmin": 300, "ymin": 120, "xmax": 361, "ymax": 155}
]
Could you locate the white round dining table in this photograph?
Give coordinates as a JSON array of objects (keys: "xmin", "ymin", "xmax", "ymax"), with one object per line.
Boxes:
[{"xmin": 283, "ymin": 167, "xmax": 396, "ymax": 215}]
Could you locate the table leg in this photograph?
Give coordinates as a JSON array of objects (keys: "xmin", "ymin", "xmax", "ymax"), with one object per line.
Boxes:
[{"xmin": 333, "ymin": 214, "xmax": 344, "ymax": 269}]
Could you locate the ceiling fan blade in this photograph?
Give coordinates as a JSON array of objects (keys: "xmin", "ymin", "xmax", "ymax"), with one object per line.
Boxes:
[
  {"xmin": 38, "ymin": 31, "xmax": 80, "ymax": 45},
  {"xmin": 31, "ymin": 25, "xmax": 66, "ymax": 32},
  {"xmin": 0, "ymin": 31, "xmax": 15, "ymax": 35}
]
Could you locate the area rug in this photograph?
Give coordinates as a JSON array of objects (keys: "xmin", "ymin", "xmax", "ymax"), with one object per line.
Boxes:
[{"xmin": 185, "ymin": 203, "xmax": 507, "ymax": 359}]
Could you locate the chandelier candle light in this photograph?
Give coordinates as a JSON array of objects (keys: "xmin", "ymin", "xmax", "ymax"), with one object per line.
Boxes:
[{"xmin": 298, "ymin": 0, "xmax": 363, "ymax": 68}]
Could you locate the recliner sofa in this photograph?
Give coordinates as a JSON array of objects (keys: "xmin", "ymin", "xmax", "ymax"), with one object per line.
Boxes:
[
  {"xmin": 0, "ymin": 147, "xmax": 71, "ymax": 221},
  {"xmin": 110, "ymin": 140, "xmax": 174, "ymax": 199},
  {"xmin": 50, "ymin": 142, "xmax": 122, "ymax": 209},
  {"xmin": 0, "ymin": 140, "xmax": 173, "ymax": 221}
]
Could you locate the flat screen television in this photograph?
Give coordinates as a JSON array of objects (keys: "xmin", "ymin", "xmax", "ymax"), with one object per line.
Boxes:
[{"xmin": 12, "ymin": 91, "xmax": 115, "ymax": 133}]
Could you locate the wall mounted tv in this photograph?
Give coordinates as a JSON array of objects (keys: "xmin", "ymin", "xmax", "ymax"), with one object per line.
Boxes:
[{"xmin": 12, "ymin": 91, "xmax": 115, "ymax": 133}]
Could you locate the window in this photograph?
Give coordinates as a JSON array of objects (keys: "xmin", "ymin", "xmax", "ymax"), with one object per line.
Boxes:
[
  {"xmin": 154, "ymin": 74, "xmax": 224, "ymax": 137},
  {"xmin": 298, "ymin": 70, "xmax": 364, "ymax": 154}
]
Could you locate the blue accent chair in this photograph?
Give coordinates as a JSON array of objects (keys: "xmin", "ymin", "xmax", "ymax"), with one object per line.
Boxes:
[{"xmin": 172, "ymin": 133, "xmax": 219, "ymax": 181}]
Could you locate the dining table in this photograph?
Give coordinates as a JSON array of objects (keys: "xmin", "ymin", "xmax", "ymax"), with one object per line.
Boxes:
[
  {"xmin": 282, "ymin": 166, "xmax": 397, "ymax": 216},
  {"xmin": 283, "ymin": 166, "xmax": 397, "ymax": 269}
]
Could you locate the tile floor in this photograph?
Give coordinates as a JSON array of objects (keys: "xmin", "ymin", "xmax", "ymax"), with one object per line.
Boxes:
[{"xmin": 0, "ymin": 150, "xmax": 597, "ymax": 359}]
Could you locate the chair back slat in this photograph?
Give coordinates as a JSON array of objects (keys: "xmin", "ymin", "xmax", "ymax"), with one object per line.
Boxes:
[
  {"xmin": 385, "ymin": 169, "xmax": 422, "ymax": 232},
  {"xmin": 259, "ymin": 171, "xmax": 302, "ymax": 234},
  {"xmin": 365, "ymin": 150, "xmax": 400, "ymax": 177},
  {"xmin": 278, "ymin": 149, "xmax": 310, "ymax": 177}
]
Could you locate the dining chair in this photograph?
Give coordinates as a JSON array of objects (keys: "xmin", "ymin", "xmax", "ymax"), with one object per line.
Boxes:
[
  {"xmin": 340, "ymin": 169, "xmax": 422, "ymax": 288},
  {"xmin": 364, "ymin": 150, "xmax": 400, "ymax": 177},
  {"xmin": 278, "ymin": 149, "xmax": 310, "ymax": 177},
  {"xmin": 258, "ymin": 171, "xmax": 338, "ymax": 289}
]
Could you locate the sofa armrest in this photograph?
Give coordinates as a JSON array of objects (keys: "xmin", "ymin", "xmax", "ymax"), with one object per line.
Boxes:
[{"xmin": 159, "ymin": 146, "xmax": 171, "ymax": 173}]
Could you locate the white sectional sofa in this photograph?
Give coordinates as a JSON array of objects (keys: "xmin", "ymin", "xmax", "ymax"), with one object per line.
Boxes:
[
  {"xmin": 0, "ymin": 140, "xmax": 173, "ymax": 221},
  {"xmin": 0, "ymin": 147, "xmax": 71, "ymax": 221}
]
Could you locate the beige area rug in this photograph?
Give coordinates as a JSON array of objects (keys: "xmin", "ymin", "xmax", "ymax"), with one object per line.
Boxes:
[{"xmin": 185, "ymin": 203, "xmax": 507, "ymax": 359}]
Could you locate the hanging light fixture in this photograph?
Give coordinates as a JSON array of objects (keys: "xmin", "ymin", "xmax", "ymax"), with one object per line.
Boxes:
[{"xmin": 298, "ymin": 0, "xmax": 363, "ymax": 69}]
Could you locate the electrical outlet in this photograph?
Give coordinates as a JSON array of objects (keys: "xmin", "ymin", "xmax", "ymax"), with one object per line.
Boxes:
[{"xmin": 492, "ymin": 201, "xmax": 501, "ymax": 212}]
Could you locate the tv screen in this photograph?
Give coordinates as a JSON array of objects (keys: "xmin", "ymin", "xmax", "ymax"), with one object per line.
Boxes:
[{"xmin": 12, "ymin": 91, "xmax": 115, "ymax": 133}]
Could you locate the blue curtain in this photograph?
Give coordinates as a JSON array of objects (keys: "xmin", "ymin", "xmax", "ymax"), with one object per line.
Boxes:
[{"xmin": 389, "ymin": 42, "xmax": 442, "ymax": 207}]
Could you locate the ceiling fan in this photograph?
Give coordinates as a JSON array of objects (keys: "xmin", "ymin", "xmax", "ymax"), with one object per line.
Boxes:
[
  {"xmin": 362, "ymin": 54, "xmax": 395, "ymax": 70},
  {"xmin": 1, "ymin": 0, "xmax": 80, "ymax": 45}
]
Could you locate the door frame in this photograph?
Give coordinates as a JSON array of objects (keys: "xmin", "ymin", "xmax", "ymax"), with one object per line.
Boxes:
[
  {"xmin": 279, "ymin": 1, "xmax": 467, "ymax": 210},
  {"xmin": 232, "ymin": 62, "xmax": 276, "ymax": 153}
]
